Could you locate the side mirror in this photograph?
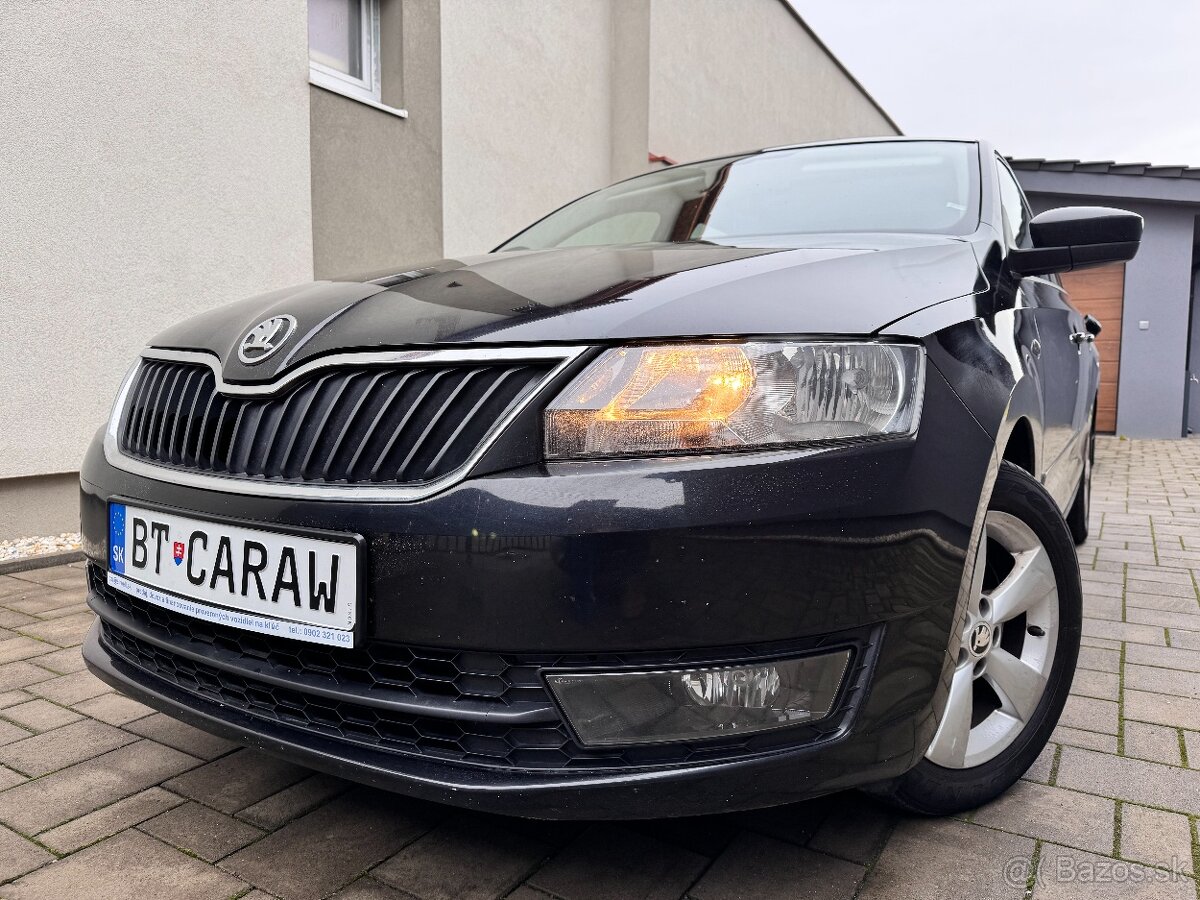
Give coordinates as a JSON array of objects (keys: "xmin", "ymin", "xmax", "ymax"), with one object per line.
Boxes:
[
  {"xmin": 1084, "ymin": 314, "xmax": 1102, "ymax": 337},
  {"xmin": 1010, "ymin": 206, "xmax": 1143, "ymax": 277}
]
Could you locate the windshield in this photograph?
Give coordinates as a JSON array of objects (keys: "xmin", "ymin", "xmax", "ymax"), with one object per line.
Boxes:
[{"xmin": 499, "ymin": 141, "xmax": 980, "ymax": 250}]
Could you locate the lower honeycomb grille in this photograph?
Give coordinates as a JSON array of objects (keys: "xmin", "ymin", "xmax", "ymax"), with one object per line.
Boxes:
[
  {"xmin": 91, "ymin": 566, "xmax": 550, "ymax": 708},
  {"xmin": 90, "ymin": 567, "xmax": 864, "ymax": 771},
  {"xmin": 100, "ymin": 622, "xmax": 583, "ymax": 767}
]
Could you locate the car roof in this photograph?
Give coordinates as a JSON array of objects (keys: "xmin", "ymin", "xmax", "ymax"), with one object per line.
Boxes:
[{"xmin": 621, "ymin": 137, "xmax": 993, "ymax": 182}]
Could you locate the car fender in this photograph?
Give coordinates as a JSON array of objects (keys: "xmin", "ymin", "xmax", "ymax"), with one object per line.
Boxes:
[{"xmin": 882, "ymin": 292, "xmax": 1052, "ymax": 761}]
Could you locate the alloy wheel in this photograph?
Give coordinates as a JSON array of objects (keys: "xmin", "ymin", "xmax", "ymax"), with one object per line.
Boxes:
[{"xmin": 925, "ymin": 510, "xmax": 1060, "ymax": 769}]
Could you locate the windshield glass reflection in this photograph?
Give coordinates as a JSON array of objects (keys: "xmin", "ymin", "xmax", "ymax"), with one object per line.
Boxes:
[{"xmin": 500, "ymin": 141, "xmax": 980, "ymax": 251}]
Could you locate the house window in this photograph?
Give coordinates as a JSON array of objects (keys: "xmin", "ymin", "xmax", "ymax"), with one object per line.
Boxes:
[{"xmin": 308, "ymin": 0, "xmax": 396, "ymax": 111}]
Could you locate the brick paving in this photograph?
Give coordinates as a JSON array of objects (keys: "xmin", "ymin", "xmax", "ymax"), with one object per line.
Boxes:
[{"xmin": 0, "ymin": 436, "xmax": 1197, "ymax": 899}]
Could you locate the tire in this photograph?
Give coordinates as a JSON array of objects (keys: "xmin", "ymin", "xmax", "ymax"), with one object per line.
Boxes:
[
  {"xmin": 1066, "ymin": 412, "xmax": 1095, "ymax": 545},
  {"xmin": 869, "ymin": 461, "xmax": 1082, "ymax": 815}
]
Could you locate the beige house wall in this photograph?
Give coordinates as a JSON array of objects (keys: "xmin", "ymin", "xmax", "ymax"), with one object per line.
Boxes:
[
  {"xmin": 646, "ymin": 0, "xmax": 899, "ymax": 161},
  {"xmin": 0, "ymin": 2, "xmax": 314, "ymax": 497},
  {"xmin": 0, "ymin": 475, "xmax": 81, "ymax": 547},
  {"xmin": 310, "ymin": 0, "xmax": 445, "ymax": 278},
  {"xmin": 439, "ymin": 0, "xmax": 616, "ymax": 259}
]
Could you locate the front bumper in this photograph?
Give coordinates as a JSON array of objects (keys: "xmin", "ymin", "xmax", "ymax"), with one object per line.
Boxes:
[
  {"xmin": 80, "ymin": 365, "xmax": 994, "ymax": 818},
  {"xmin": 85, "ymin": 615, "xmax": 911, "ymax": 818}
]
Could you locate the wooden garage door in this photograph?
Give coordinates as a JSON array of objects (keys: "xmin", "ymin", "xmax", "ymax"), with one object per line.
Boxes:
[{"xmin": 1060, "ymin": 263, "xmax": 1125, "ymax": 433}]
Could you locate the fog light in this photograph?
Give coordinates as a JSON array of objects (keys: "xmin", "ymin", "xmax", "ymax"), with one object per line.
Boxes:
[{"xmin": 545, "ymin": 650, "xmax": 851, "ymax": 746}]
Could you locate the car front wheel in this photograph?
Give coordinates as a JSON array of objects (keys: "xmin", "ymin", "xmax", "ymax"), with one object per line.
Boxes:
[{"xmin": 871, "ymin": 461, "xmax": 1082, "ymax": 815}]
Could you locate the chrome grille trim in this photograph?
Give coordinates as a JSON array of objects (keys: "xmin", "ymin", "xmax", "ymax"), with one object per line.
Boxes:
[{"xmin": 104, "ymin": 346, "xmax": 587, "ymax": 501}]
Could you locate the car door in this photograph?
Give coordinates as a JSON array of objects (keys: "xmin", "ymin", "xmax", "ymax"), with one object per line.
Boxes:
[
  {"xmin": 996, "ymin": 158, "xmax": 1083, "ymax": 509},
  {"xmin": 1029, "ymin": 279, "xmax": 1088, "ymax": 506}
]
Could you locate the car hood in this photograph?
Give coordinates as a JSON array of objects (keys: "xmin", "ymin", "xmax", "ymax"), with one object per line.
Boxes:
[{"xmin": 149, "ymin": 235, "xmax": 985, "ymax": 383}]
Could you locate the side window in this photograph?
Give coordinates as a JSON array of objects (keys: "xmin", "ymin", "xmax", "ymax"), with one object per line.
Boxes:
[{"xmin": 995, "ymin": 161, "xmax": 1031, "ymax": 248}]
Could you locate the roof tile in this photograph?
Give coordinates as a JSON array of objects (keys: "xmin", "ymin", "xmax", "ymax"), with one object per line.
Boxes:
[{"xmin": 1007, "ymin": 158, "xmax": 1200, "ymax": 179}]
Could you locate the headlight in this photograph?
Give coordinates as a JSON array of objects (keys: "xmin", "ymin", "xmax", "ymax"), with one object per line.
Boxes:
[{"xmin": 545, "ymin": 341, "xmax": 924, "ymax": 459}]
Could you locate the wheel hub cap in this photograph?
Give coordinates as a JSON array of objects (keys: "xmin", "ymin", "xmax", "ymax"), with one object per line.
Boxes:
[{"xmin": 968, "ymin": 622, "xmax": 993, "ymax": 657}]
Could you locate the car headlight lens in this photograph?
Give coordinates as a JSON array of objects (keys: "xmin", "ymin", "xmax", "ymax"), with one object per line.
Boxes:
[{"xmin": 545, "ymin": 342, "xmax": 924, "ymax": 459}]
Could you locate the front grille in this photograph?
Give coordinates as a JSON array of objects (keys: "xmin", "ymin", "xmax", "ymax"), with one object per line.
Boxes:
[
  {"xmin": 117, "ymin": 358, "xmax": 553, "ymax": 485},
  {"xmin": 90, "ymin": 568, "xmax": 869, "ymax": 771}
]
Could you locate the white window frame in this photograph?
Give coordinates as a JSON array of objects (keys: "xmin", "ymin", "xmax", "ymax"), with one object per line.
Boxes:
[{"xmin": 308, "ymin": 0, "xmax": 407, "ymax": 118}]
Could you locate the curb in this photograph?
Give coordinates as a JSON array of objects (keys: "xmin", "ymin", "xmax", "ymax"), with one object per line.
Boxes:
[{"xmin": 0, "ymin": 550, "xmax": 85, "ymax": 577}]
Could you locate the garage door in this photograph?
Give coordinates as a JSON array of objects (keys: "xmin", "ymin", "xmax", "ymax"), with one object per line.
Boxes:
[{"xmin": 1060, "ymin": 263, "xmax": 1125, "ymax": 433}]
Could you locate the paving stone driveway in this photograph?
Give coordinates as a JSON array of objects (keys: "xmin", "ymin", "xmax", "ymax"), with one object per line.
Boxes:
[{"xmin": 0, "ymin": 436, "xmax": 1198, "ymax": 900}]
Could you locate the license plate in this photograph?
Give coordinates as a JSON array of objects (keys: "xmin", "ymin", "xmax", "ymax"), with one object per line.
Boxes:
[{"xmin": 108, "ymin": 502, "xmax": 360, "ymax": 647}]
